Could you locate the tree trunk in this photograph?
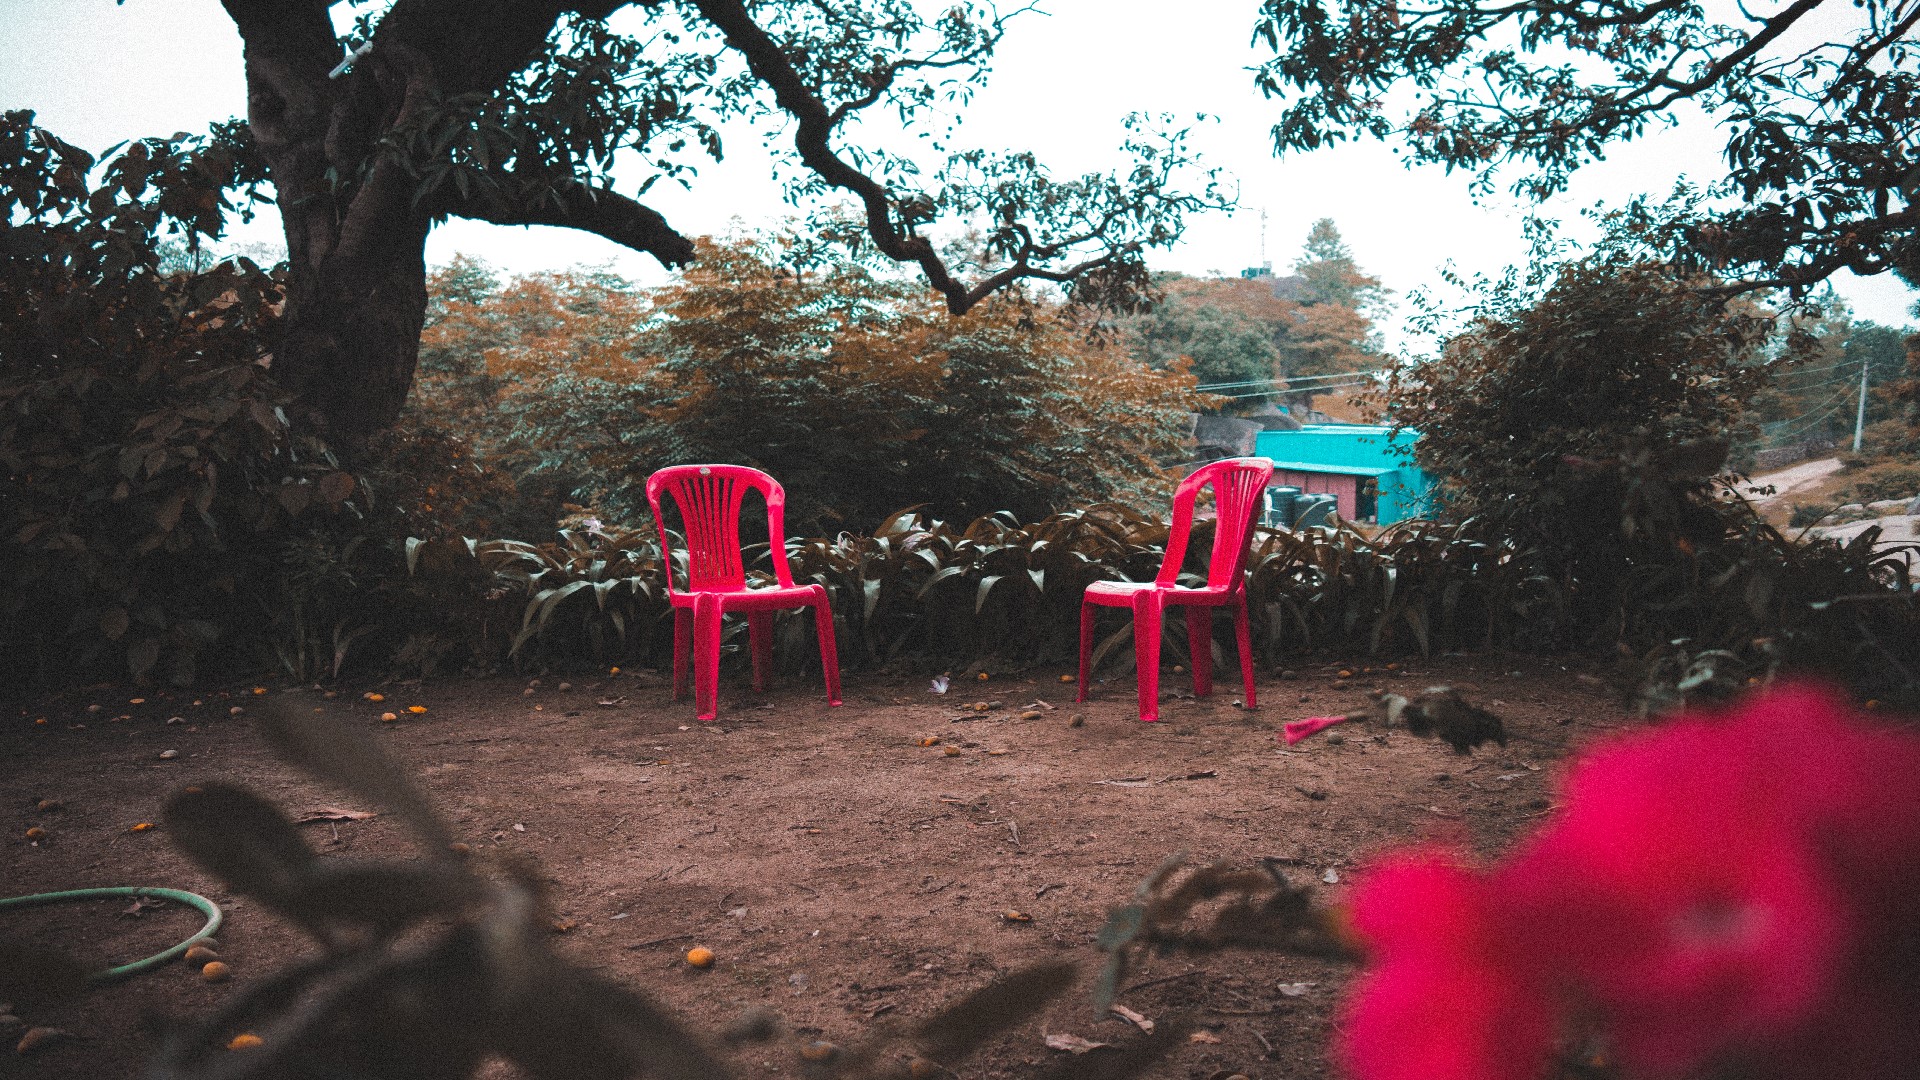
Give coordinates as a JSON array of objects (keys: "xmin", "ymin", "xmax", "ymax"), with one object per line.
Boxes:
[
  {"xmin": 224, "ymin": 0, "xmax": 589, "ymax": 458},
  {"xmin": 274, "ymin": 227, "xmax": 432, "ymax": 459}
]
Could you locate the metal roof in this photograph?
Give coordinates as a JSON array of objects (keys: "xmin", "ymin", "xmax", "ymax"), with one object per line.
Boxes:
[{"xmin": 1265, "ymin": 460, "xmax": 1399, "ymax": 477}]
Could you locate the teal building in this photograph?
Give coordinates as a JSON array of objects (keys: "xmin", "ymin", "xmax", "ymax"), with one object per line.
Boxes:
[{"xmin": 1253, "ymin": 424, "xmax": 1437, "ymax": 525}]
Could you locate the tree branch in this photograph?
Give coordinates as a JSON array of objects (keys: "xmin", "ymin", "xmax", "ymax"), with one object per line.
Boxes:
[
  {"xmin": 447, "ymin": 179, "xmax": 696, "ymax": 268},
  {"xmin": 1632, "ymin": 0, "xmax": 1824, "ymax": 108},
  {"xmin": 689, "ymin": 0, "xmax": 981, "ymax": 310}
]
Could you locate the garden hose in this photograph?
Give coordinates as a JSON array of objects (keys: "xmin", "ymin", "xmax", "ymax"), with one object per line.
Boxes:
[{"xmin": 0, "ymin": 886, "xmax": 223, "ymax": 983}]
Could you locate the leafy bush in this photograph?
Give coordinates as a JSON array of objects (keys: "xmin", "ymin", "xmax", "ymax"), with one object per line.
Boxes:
[
  {"xmin": 1788, "ymin": 502, "xmax": 1837, "ymax": 529},
  {"xmin": 1837, "ymin": 461, "xmax": 1920, "ymax": 505},
  {"xmin": 406, "ymin": 490, "xmax": 1918, "ymax": 710},
  {"xmin": 0, "ymin": 112, "xmax": 365, "ymax": 686},
  {"xmin": 408, "ymin": 507, "xmax": 1551, "ymax": 676},
  {"xmin": 411, "ymin": 238, "xmax": 1205, "ymax": 532},
  {"xmin": 0, "ymin": 113, "xmax": 517, "ymax": 689},
  {"xmin": 1383, "ymin": 253, "xmax": 1781, "ymax": 637},
  {"xmin": 1845, "ymin": 418, "xmax": 1920, "ymax": 467}
]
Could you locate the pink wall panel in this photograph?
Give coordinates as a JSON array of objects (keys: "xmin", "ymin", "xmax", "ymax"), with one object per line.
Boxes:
[{"xmin": 1275, "ymin": 471, "xmax": 1359, "ymax": 519}]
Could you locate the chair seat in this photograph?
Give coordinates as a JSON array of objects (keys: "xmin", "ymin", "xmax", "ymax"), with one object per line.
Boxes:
[
  {"xmin": 667, "ymin": 583, "xmax": 825, "ymax": 611},
  {"xmin": 1083, "ymin": 580, "xmax": 1238, "ymax": 605}
]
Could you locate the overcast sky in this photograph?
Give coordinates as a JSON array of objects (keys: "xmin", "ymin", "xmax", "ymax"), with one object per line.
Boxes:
[{"xmin": 4, "ymin": 0, "xmax": 1915, "ymax": 352}]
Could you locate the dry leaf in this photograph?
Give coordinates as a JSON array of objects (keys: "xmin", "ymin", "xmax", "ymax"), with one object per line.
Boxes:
[
  {"xmin": 16, "ymin": 1027, "xmax": 73, "ymax": 1054},
  {"xmin": 1044, "ymin": 1033, "xmax": 1110, "ymax": 1054},
  {"xmin": 1188, "ymin": 1031, "xmax": 1222, "ymax": 1044},
  {"xmin": 1110, "ymin": 1003, "xmax": 1154, "ymax": 1033},
  {"xmin": 295, "ymin": 807, "xmax": 376, "ymax": 824}
]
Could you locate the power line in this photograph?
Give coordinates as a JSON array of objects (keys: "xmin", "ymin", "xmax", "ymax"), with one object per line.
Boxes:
[
  {"xmin": 1213, "ymin": 379, "xmax": 1373, "ymax": 401},
  {"xmin": 1760, "ymin": 386, "xmax": 1857, "ymax": 446},
  {"xmin": 1194, "ymin": 369, "xmax": 1380, "ymax": 391}
]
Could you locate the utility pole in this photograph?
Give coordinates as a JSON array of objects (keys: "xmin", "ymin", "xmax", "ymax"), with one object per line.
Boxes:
[{"xmin": 1853, "ymin": 345, "xmax": 1871, "ymax": 453}]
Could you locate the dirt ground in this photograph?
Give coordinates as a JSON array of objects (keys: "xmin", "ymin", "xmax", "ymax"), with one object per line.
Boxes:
[{"xmin": 3, "ymin": 654, "xmax": 1635, "ymax": 1079}]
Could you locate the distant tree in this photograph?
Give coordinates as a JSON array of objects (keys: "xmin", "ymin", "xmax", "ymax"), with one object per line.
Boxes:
[
  {"xmin": 1293, "ymin": 218, "xmax": 1386, "ymax": 313},
  {"xmin": 1846, "ymin": 321, "xmax": 1912, "ymax": 389},
  {"xmin": 1276, "ymin": 219, "xmax": 1388, "ymax": 400},
  {"xmin": 1253, "ymin": 0, "xmax": 1920, "ymax": 301},
  {"xmin": 1124, "ymin": 220, "xmax": 1387, "ymax": 412},
  {"xmin": 179, "ymin": 0, "xmax": 1228, "ymax": 453},
  {"xmin": 1133, "ymin": 295, "xmax": 1282, "ymax": 401}
]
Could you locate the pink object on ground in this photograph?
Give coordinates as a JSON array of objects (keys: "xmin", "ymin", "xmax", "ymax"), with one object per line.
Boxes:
[
  {"xmin": 647, "ymin": 464, "xmax": 843, "ymax": 722},
  {"xmin": 1282, "ymin": 714, "xmax": 1351, "ymax": 745},
  {"xmin": 1075, "ymin": 457, "xmax": 1274, "ymax": 722}
]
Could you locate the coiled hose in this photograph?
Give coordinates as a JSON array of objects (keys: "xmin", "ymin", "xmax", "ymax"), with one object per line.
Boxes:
[{"xmin": 0, "ymin": 886, "xmax": 223, "ymax": 983}]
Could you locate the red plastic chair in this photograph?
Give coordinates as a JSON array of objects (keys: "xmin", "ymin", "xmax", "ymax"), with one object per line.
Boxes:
[
  {"xmin": 646, "ymin": 465, "xmax": 843, "ymax": 722},
  {"xmin": 1076, "ymin": 457, "xmax": 1274, "ymax": 722}
]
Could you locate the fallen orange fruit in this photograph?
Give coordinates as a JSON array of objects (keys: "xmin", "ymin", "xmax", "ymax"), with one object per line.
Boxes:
[
  {"xmin": 407, "ymin": 705, "xmax": 427, "ymax": 714},
  {"xmin": 227, "ymin": 1033, "xmax": 263, "ymax": 1051},
  {"xmin": 380, "ymin": 712, "xmax": 398, "ymax": 722},
  {"xmin": 685, "ymin": 946, "xmax": 714, "ymax": 968}
]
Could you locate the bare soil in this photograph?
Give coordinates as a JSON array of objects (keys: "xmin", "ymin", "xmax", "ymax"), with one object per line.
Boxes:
[{"xmin": 3, "ymin": 655, "xmax": 1632, "ymax": 1079}]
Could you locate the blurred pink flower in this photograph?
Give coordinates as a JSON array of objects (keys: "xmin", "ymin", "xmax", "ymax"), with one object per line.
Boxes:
[
  {"xmin": 1338, "ymin": 851, "xmax": 1556, "ymax": 1080},
  {"xmin": 1336, "ymin": 685, "xmax": 1920, "ymax": 1080}
]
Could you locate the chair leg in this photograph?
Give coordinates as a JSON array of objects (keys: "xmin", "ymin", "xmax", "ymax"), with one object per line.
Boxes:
[
  {"xmin": 1076, "ymin": 600, "xmax": 1095, "ymax": 703},
  {"xmin": 1132, "ymin": 593, "xmax": 1164, "ymax": 722},
  {"xmin": 1234, "ymin": 597, "xmax": 1257, "ymax": 709},
  {"xmin": 1184, "ymin": 606, "xmax": 1213, "ymax": 698},
  {"xmin": 748, "ymin": 611, "xmax": 773, "ymax": 693},
  {"xmin": 692, "ymin": 593, "xmax": 724, "ymax": 722},
  {"xmin": 671, "ymin": 607, "xmax": 691, "ymax": 702},
  {"xmin": 811, "ymin": 591, "xmax": 843, "ymax": 707}
]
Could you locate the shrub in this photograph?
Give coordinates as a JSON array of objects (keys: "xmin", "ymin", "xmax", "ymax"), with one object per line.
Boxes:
[
  {"xmin": 1837, "ymin": 461, "xmax": 1920, "ymax": 505},
  {"xmin": 1788, "ymin": 502, "xmax": 1837, "ymax": 529},
  {"xmin": 0, "ymin": 113, "xmax": 366, "ymax": 686},
  {"xmin": 0, "ymin": 113, "xmax": 511, "ymax": 688},
  {"xmin": 1383, "ymin": 255, "xmax": 1778, "ymax": 639},
  {"xmin": 413, "ymin": 238, "xmax": 1206, "ymax": 532}
]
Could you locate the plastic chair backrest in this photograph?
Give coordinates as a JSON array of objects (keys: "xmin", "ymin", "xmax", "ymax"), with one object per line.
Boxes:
[
  {"xmin": 1157, "ymin": 458, "xmax": 1276, "ymax": 589},
  {"xmin": 645, "ymin": 465, "xmax": 797, "ymax": 595}
]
